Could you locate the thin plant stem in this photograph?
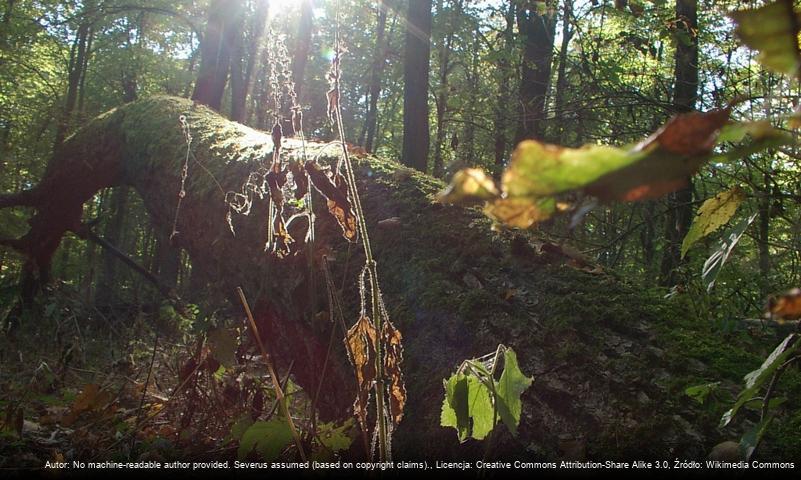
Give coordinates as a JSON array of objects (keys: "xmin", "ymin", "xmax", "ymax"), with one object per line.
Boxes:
[{"xmin": 236, "ymin": 286, "xmax": 307, "ymax": 462}]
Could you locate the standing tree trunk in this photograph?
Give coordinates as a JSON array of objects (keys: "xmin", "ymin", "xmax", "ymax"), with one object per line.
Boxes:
[
  {"xmin": 54, "ymin": 19, "xmax": 93, "ymax": 147},
  {"xmin": 552, "ymin": 0, "xmax": 574, "ymax": 143},
  {"xmin": 364, "ymin": 0, "xmax": 389, "ymax": 153},
  {"xmin": 192, "ymin": 0, "xmax": 242, "ymax": 111},
  {"xmin": 401, "ymin": 0, "xmax": 432, "ymax": 172},
  {"xmin": 493, "ymin": 0, "xmax": 516, "ymax": 173},
  {"xmin": 515, "ymin": 0, "xmax": 556, "ymax": 142},
  {"xmin": 432, "ymin": 0, "xmax": 461, "ymax": 178},
  {"xmin": 96, "ymin": 187, "xmax": 129, "ymax": 307},
  {"xmin": 230, "ymin": 0, "xmax": 269, "ymax": 124},
  {"xmin": 659, "ymin": 0, "xmax": 697, "ymax": 286},
  {"xmin": 291, "ymin": 0, "xmax": 314, "ymax": 107}
]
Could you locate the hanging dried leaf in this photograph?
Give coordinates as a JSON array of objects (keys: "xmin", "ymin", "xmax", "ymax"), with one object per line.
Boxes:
[
  {"xmin": 326, "ymin": 88, "xmax": 339, "ymax": 123},
  {"xmin": 288, "ymin": 161, "xmax": 308, "ymax": 200},
  {"xmin": 265, "ymin": 169, "xmax": 293, "ymax": 256},
  {"xmin": 306, "ymin": 161, "xmax": 358, "ymax": 242},
  {"xmin": 271, "ymin": 122, "xmax": 283, "ymax": 163},
  {"xmin": 767, "ymin": 288, "xmax": 801, "ymax": 321},
  {"xmin": 382, "ymin": 320, "xmax": 406, "ymax": 425},
  {"xmin": 346, "ymin": 315, "xmax": 378, "ymax": 432}
]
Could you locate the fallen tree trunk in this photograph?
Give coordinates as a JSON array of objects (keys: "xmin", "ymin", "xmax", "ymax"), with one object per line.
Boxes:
[{"xmin": 3, "ymin": 96, "xmax": 717, "ymax": 460}]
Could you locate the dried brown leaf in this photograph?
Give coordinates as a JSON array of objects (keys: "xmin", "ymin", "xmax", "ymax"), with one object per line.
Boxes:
[
  {"xmin": 346, "ymin": 315, "xmax": 378, "ymax": 432},
  {"xmin": 767, "ymin": 288, "xmax": 801, "ymax": 321},
  {"xmin": 382, "ymin": 320, "xmax": 406, "ymax": 425},
  {"xmin": 306, "ymin": 161, "xmax": 358, "ymax": 242}
]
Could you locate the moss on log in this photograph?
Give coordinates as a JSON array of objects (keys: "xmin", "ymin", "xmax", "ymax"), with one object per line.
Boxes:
[{"xmin": 8, "ymin": 96, "xmax": 799, "ymax": 461}]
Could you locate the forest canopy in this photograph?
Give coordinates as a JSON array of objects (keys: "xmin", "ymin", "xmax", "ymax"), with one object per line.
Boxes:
[{"xmin": 1, "ymin": 0, "xmax": 801, "ymax": 473}]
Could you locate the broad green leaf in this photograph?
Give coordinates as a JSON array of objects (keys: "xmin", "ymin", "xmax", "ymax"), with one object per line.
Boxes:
[
  {"xmin": 702, "ymin": 213, "xmax": 757, "ymax": 292},
  {"xmin": 466, "ymin": 375, "xmax": 494, "ymax": 441},
  {"xmin": 730, "ymin": 0, "xmax": 801, "ymax": 76},
  {"xmin": 740, "ymin": 415, "xmax": 774, "ymax": 461},
  {"xmin": 681, "ymin": 187, "xmax": 746, "ymax": 258},
  {"xmin": 441, "ymin": 374, "xmax": 470, "ymax": 442},
  {"xmin": 684, "ymin": 382, "xmax": 720, "ymax": 405},
  {"xmin": 720, "ymin": 334, "xmax": 799, "ymax": 428},
  {"xmin": 237, "ymin": 418, "xmax": 293, "ymax": 460},
  {"xmin": 438, "ymin": 168, "xmax": 499, "ymax": 205},
  {"xmin": 229, "ymin": 415, "xmax": 254, "ymax": 442},
  {"xmin": 495, "ymin": 349, "xmax": 533, "ymax": 436},
  {"xmin": 503, "ymin": 141, "xmax": 644, "ymax": 198},
  {"xmin": 317, "ymin": 419, "xmax": 353, "ymax": 453}
]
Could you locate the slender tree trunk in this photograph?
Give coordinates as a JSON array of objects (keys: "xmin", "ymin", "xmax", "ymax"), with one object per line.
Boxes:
[
  {"xmin": 401, "ymin": 0, "xmax": 432, "ymax": 172},
  {"xmin": 493, "ymin": 0, "xmax": 516, "ymax": 174},
  {"xmin": 228, "ymin": 9, "xmax": 247, "ymax": 122},
  {"xmin": 515, "ymin": 0, "xmax": 556, "ymax": 142},
  {"xmin": 96, "ymin": 187, "xmax": 129, "ymax": 307},
  {"xmin": 552, "ymin": 0, "xmax": 573, "ymax": 143},
  {"xmin": 364, "ymin": 0, "xmax": 389, "ymax": 153},
  {"xmin": 291, "ymin": 0, "xmax": 314, "ymax": 108},
  {"xmin": 757, "ymin": 171, "xmax": 772, "ymax": 297},
  {"xmin": 659, "ymin": 0, "xmax": 697, "ymax": 286},
  {"xmin": 192, "ymin": 0, "xmax": 240, "ymax": 111},
  {"xmin": 432, "ymin": 0, "xmax": 461, "ymax": 178},
  {"xmin": 230, "ymin": 0, "xmax": 269, "ymax": 123},
  {"xmin": 54, "ymin": 20, "xmax": 92, "ymax": 147},
  {"xmin": 459, "ymin": 27, "xmax": 480, "ymax": 167}
]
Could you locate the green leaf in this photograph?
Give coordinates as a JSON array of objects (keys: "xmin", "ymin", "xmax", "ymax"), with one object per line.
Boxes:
[
  {"xmin": 441, "ymin": 374, "xmax": 470, "ymax": 442},
  {"xmin": 730, "ymin": 0, "xmax": 801, "ymax": 76},
  {"xmin": 503, "ymin": 141, "xmax": 645, "ymax": 198},
  {"xmin": 685, "ymin": 382, "xmax": 720, "ymax": 405},
  {"xmin": 740, "ymin": 415, "xmax": 774, "ymax": 461},
  {"xmin": 317, "ymin": 419, "xmax": 353, "ymax": 453},
  {"xmin": 702, "ymin": 213, "xmax": 757, "ymax": 292},
  {"xmin": 229, "ymin": 415, "xmax": 254, "ymax": 442},
  {"xmin": 237, "ymin": 419, "xmax": 293, "ymax": 460},
  {"xmin": 681, "ymin": 187, "xmax": 746, "ymax": 258},
  {"xmin": 466, "ymin": 375, "xmax": 494, "ymax": 441},
  {"xmin": 720, "ymin": 334, "xmax": 799, "ymax": 428},
  {"xmin": 495, "ymin": 349, "xmax": 533, "ymax": 436}
]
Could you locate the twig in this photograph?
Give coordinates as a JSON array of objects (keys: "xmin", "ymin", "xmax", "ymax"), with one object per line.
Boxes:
[{"xmin": 236, "ymin": 286, "xmax": 307, "ymax": 461}]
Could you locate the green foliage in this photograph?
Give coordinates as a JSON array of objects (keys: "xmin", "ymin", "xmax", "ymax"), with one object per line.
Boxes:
[
  {"xmin": 730, "ymin": 0, "xmax": 801, "ymax": 77},
  {"xmin": 720, "ymin": 334, "xmax": 800, "ymax": 428},
  {"xmin": 441, "ymin": 346, "xmax": 532, "ymax": 443},
  {"xmin": 701, "ymin": 213, "xmax": 757, "ymax": 292},
  {"xmin": 236, "ymin": 418, "xmax": 294, "ymax": 461}
]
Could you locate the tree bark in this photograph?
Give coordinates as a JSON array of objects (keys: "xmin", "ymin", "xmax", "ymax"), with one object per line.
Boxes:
[
  {"xmin": 401, "ymin": 0, "xmax": 432, "ymax": 172},
  {"xmin": 364, "ymin": 0, "xmax": 389, "ymax": 153},
  {"xmin": 493, "ymin": 0, "xmax": 516, "ymax": 173},
  {"xmin": 659, "ymin": 0, "xmax": 697, "ymax": 286},
  {"xmin": 230, "ymin": 0, "xmax": 269, "ymax": 124},
  {"xmin": 192, "ymin": 0, "xmax": 242, "ymax": 111},
  {"xmin": 515, "ymin": 0, "xmax": 556, "ymax": 142},
  {"xmin": 291, "ymin": 0, "xmax": 314, "ymax": 107},
  {"xmin": 0, "ymin": 96, "xmax": 718, "ymax": 460},
  {"xmin": 432, "ymin": 0, "xmax": 461, "ymax": 178}
]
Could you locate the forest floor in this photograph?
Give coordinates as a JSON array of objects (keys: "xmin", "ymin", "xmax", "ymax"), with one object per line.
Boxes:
[{"xmin": 1, "ymin": 278, "xmax": 800, "ymax": 468}]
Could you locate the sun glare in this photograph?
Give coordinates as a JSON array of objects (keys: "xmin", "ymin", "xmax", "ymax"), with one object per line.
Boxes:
[{"xmin": 268, "ymin": 0, "xmax": 298, "ymax": 18}]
